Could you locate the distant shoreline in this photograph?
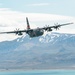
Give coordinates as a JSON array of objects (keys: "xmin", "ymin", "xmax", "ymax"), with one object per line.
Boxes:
[{"xmin": 0, "ymin": 68, "xmax": 75, "ymax": 72}]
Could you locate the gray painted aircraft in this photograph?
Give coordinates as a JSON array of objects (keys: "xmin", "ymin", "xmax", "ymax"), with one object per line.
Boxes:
[{"xmin": 0, "ymin": 17, "xmax": 73, "ymax": 37}]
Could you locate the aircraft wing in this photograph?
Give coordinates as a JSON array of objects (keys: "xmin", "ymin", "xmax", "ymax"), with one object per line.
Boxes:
[
  {"xmin": 0, "ymin": 22, "xmax": 73, "ymax": 35},
  {"xmin": 0, "ymin": 30, "xmax": 26, "ymax": 34},
  {"xmin": 0, "ymin": 29, "xmax": 34, "ymax": 35},
  {"xmin": 42, "ymin": 22, "xmax": 73, "ymax": 31},
  {"xmin": 0, "ymin": 29, "xmax": 28, "ymax": 35}
]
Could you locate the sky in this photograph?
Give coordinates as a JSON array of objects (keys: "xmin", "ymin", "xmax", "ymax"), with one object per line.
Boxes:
[
  {"xmin": 0, "ymin": 0, "xmax": 75, "ymax": 17},
  {"xmin": 0, "ymin": 0, "xmax": 75, "ymax": 41}
]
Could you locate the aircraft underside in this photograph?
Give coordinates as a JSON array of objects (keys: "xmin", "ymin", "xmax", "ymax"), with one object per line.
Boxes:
[{"xmin": 28, "ymin": 30, "xmax": 44, "ymax": 37}]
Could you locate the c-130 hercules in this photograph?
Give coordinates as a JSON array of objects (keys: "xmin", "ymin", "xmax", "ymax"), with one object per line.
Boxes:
[{"xmin": 0, "ymin": 17, "xmax": 73, "ymax": 38}]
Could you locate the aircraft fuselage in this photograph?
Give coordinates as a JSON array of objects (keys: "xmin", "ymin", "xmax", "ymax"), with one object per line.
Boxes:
[{"xmin": 27, "ymin": 28, "xmax": 44, "ymax": 37}]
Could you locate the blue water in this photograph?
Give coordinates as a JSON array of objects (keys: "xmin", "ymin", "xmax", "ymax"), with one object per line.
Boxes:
[{"xmin": 0, "ymin": 70, "xmax": 75, "ymax": 75}]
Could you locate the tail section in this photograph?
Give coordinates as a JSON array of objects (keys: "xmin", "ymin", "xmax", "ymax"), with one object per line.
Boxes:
[{"xmin": 26, "ymin": 17, "xmax": 30, "ymax": 30}]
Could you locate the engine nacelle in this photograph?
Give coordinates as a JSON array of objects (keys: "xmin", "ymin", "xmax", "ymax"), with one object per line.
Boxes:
[
  {"xmin": 16, "ymin": 31, "xmax": 23, "ymax": 36},
  {"xmin": 47, "ymin": 28, "xmax": 52, "ymax": 31}
]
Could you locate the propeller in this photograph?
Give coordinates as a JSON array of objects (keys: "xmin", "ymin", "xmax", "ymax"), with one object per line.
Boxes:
[
  {"xmin": 44, "ymin": 25, "xmax": 52, "ymax": 31},
  {"xmin": 54, "ymin": 23, "xmax": 60, "ymax": 30},
  {"xmin": 44, "ymin": 25, "xmax": 50, "ymax": 31},
  {"xmin": 14, "ymin": 28, "xmax": 20, "ymax": 35},
  {"xmin": 16, "ymin": 28, "xmax": 19, "ymax": 31},
  {"xmin": 15, "ymin": 28, "xmax": 23, "ymax": 35}
]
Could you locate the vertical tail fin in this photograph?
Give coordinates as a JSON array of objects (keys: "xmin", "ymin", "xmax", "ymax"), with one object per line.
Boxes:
[{"xmin": 26, "ymin": 17, "xmax": 30, "ymax": 30}]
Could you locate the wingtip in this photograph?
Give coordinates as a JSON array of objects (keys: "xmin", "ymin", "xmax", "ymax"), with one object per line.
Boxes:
[{"xmin": 70, "ymin": 22, "xmax": 74, "ymax": 24}]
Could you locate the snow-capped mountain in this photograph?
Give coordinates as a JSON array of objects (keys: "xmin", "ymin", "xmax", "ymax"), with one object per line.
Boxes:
[
  {"xmin": 0, "ymin": 8, "xmax": 75, "ymax": 70},
  {"xmin": 0, "ymin": 32, "xmax": 75, "ymax": 69}
]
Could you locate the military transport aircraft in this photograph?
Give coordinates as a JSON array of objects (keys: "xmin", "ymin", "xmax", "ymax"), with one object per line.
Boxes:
[{"xmin": 0, "ymin": 17, "xmax": 73, "ymax": 37}]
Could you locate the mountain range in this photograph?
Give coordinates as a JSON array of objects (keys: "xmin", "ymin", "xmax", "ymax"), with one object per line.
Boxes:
[{"xmin": 0, "ymin": 32, "xmax": 75, "ymax": 70}]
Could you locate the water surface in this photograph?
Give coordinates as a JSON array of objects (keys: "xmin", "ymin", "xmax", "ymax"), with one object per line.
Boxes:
[{"xmin": 0, "ymin": 70, "xmax": 75, "ymax": 75}]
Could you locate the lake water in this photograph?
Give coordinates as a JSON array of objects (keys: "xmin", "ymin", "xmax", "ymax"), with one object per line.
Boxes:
[{"xmin": 0, "ymin": 70, "xmax": 75, "ymax": 75}]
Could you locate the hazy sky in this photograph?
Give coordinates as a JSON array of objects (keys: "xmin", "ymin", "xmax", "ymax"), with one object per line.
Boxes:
[
  {"xmin": 0, "ymin": 0, "xmax": 75, "ymax": 17},
  {"xmin": 0, "ymin": 0, "xmax": 74, "ymax": 41}
]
